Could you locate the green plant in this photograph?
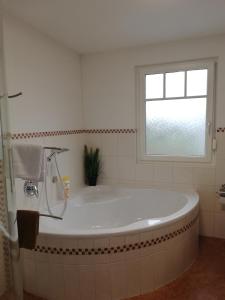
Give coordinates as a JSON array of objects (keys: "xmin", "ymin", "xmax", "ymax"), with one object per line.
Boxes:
[{"xmin": 84, "ymin": 145, "xmax": 101, "ymax": 186}]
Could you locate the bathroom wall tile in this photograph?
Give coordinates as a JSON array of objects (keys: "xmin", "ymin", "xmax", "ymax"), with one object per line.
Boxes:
[
  {"xmin": 95, "ymin": 264, "xmax": 111, "ymax": 300},
  {"xmin": 193, "ymin": 166, "xmax": 215, "ymax": 186},
  {"xmin": 34, "ymin": 250, "xmax": 48, "ymax": 264},
  {"xmin": 181, "ymin": 234, "xmax": 194, "ymax": 271},
  {"xmin": 154, "ymin": 163, "xmax": 173, "ymax": 184},
  {"xmin": 140, "ymin": 255, "xmax": 155, "ymax": 295},
  {"xmin": 215, "ymin": 159, "xmax": 225, "ymax": 186},
  {"xmin": 173, "ymin": 166, "xmax": 193, "ymax": 184},
  {"xmin": 62, "ymin": 238, "xmax": 79, "ymax": 265},
  {"xmin": 86, "ymin": 133, "xmax": 103, "ymax": 150},
  {"xmin": 117, "ymin": 157, "xmax": 135, "ymax": 181},
  {"xmin": 47, "ymin": 237, "xmax": 63, "ymax": 264},
  {"xmin": 49, "ymin": 264, "xmax": 65, "ymax": 300},
  {"xmin": 101, "ymin": 133, "xmax": 117, "ymax": 156},
  {"xmin": 172, "ymin": 183, "xmax": 194, "ymax": 192},
  {"xmin": 110, "ymin": 235, "xmax": 125, "ymax": 262},
  {"xmin": 197, "ymin": 186, "xmax": 216, "ymax": 212},
  {"xmin": 100, "ymin": 177, "xmax": 118, "ymax": 185},
  {"xmin": 35, "ymin": 235, "xmax": 48, "ymax": 262},
  {"xmin": 77, "ymin": 239, "xmax": 95, "ymax": 265},
  {"xmin": 79, "ymin": 265, "xmax": 95, "ymax": 300},
  {"xmin": 140, "ymin": 230, "xmax": 153, "ymax": 257},
  {"xmin": 94, "ymin": 238, "xmax": 109, "ymax": 249},
  {"xmin": 45, "ymin": 236, "xmax": 63, "ymax": 249},
  {"xmin": 62, "ymin": 237, "xmax": 78, "ymax": 249},
  {"xmin": 64, "ymin": 265, "xmax": 80, "ymax": 300},
  {"xmin": 36, "ymin": 261, "xmax": 51, "ymax": 298},
  {"xmin": 125, "ymin": 259, "xmax": 141, "ymax": 298},
  {"xmin": 125, "ymin": 234, "xmax": 141, "ymax": 260},
  {"xmin": 94, "ymin": 238, "xmax": 110, "ymax": 264},
  {"xmin": 165, "ymin": 220, "xmax": 184, "ymax": 247},
  {"xmin": 101, "ymin": 155, "xmax": 118, "ymax": 180},
  {"xmin": 169, "ymin": 239, "xmax": 185, "ymax": 277},
  {"xmin": 36, "ymin": 234, "xmax": 47, "ymax": 246},
  {"xmin": 135, "ymin": 163, "xmax": 155, "ymax": 183},
  {"xmin": 214, "ymin": 212, "xmax": 225, "ymax": 239},
  {"xmin": 153, "ymin": 247, "xmax": 178, "ymax": 290},
  {"xmin": 110, "ymin": 235, "xmax": 125, "ymax": 247},
  {"xmin": 199, "ymin": 211, "xmax": 214, "ymax": 237},
  {"xmin": 150, "ymin": 227, "xmax": 167, "ymax": 253},
  {"xmin": 78, "ymin": 238, "xmax": 94, "ymax": 249},
  {"xmin": 22, "ymin": 248, "xmax": 34, "ymax": 260},
  {"xmin": 23, "ymin": 258, "xmax": 37, "ymax": 295},
  {"xmin": 110, "ymin": 261, "xmax": 127, "ymax": 300},
  {"xmin": 152, "ymin": 250, "xmax": 170, "ymax": 289},
  {"xmin": 216, "ymin": 133, "xmax": 225, "ymax": 160},
  {"xmin": 117, "ymin": 133, "xmax": 136, "ymax": 157}
]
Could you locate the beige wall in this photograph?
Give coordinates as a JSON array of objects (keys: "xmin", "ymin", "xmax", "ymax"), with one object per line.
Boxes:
[{"xmin": 82, "ymin": 35, "xmax": 225, "ymax": 238}]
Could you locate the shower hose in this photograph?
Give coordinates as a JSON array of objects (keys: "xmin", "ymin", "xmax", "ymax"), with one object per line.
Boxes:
[{"xmin": 44, "ymin": 154, "xmax": 67, "ymax": 219}]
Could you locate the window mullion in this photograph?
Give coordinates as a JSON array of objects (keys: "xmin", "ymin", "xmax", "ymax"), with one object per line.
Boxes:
[
  {"xmin": 184, "ymin": 71, "xmax": 187, "ymax": 97},
  {"xmin": 146, "ymin": 95, "xmax": 206, "ymax": 101},
  {"xmin": 138, "ymin": 60, "xmax": 214, "ymax": 163},
  {"xmin": 163, "ymin": 73, "xmax": 166, "ymax": 98}
]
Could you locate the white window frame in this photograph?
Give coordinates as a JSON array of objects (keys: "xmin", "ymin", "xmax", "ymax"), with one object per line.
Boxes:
[{"xmin": 136, "ymin": 59, "xmax": 216, "ymax": 163}]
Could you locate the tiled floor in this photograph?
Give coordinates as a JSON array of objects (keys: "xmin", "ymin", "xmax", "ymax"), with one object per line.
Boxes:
[
  {"xmin": 129, "ymin": 237, "xmax": 225, "ymax": 300},
  {"xmin": 21, "ymin": 237, "xmax": 225, "ymax": 299}
]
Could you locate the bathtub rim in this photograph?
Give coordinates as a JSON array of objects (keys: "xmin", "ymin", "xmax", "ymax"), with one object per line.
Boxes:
[{"xmin": 38, "ymin": 186, "xmax": 199, "ymax": 239}]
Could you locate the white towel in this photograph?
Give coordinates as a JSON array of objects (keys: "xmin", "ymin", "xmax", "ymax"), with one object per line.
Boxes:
[{"xmin": 12, "ymin": 144, "xmax": 45, "ymax": 182}]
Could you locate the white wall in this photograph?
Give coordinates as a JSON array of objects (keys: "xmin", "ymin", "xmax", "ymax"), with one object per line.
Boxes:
[
  {"xmin": 4, "ymin": 15, "xmax": 83, "ymax": 133},
  {"xmin": 82, "ymin": 35, "xmax": 225, "ymax": 238},
  {"xmin": 3, "ymin": 16, "xmax": 85, "ymax": 208},
  {"xmin": 82, "ymin": 35, "xmax": 225, "ymax": 129}
]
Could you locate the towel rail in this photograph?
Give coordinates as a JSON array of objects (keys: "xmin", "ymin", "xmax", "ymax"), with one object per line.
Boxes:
[{"xmin": 8, "ymin": 92, "xmax": 23, "ymax": 99}]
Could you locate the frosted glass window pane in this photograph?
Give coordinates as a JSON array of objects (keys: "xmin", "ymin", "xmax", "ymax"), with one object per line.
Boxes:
[
  {"xmin": 187, "ymin": 69, "xmax": 207, "ymax": 96},
  {"xmin": 165, "ymin": 71, "xmax": 185, "ymax": 98},
  {"xmin": 146, "ymin": 74, "xmax": 163, "ymax": 99},
  {"xmin": 146, "ymin": 98, "xmax": 206, "ymax": 156}
]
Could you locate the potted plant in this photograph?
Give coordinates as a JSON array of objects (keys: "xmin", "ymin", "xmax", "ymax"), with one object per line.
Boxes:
[{"xmin": 84, "ymin": 145, "xmax": 101, "ymax": 186}]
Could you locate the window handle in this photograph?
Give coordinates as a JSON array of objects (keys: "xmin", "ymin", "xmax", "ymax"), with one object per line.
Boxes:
[{"xmin": 207, "ymin": 122, "xmax": 212, "ymax": 135}]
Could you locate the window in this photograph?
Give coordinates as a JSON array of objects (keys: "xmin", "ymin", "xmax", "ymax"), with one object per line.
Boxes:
[{"xmin": 137, "ymin": 60, "xmax": 216, "ymax": 162}]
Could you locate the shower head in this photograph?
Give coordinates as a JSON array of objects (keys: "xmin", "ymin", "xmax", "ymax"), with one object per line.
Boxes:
[{"xmin": 45, "ymin": 147, "xmax": 69, "ymax": 161}]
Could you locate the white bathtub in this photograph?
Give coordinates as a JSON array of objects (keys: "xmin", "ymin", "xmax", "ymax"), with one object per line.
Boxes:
[
  {"xmin": 40, "ymin": 186, "xmax": 198, "ymax": 237},
  {"xmin": 23, "ymin": 186, "xmax": 199, "ymax": 300}
]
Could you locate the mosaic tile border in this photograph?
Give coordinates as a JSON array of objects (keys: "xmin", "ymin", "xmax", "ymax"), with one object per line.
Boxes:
[
  {"xmin": 217, "ymin": 127, "xmax": 225, "ymax": 133},
  {"xmin": 85, "ymin": 129, "xmax": 137, "ymax": 134},
  {"xmin": 11, "ymin": 129, "xmax": 85, "ymax": 140},
  {"xmin": 34, "ymin": 215, "xmax": 198, "ymax": 256},
  {"xmin": 10, "ymin": 127, "xmax": 225, "ymax": 139},
  {"xmin": 11, "ymin": 128, "xmax": 137, "ymax": 139},
  {"xmin": 0, "ymin": 160, "xmax": 12, "ymax": 292}
]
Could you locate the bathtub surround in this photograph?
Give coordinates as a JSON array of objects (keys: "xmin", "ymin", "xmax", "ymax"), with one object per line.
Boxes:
[
  {"xmin": 22, "ymin": 187, "xmax": 199, "ymax": 299},
  {"xmin": 20, "ymin": 237, "xmax": 225, "ymax": 300},
  {"xmin": 23, "ymin": 215, "xmax": 198, "ymax": 299}
]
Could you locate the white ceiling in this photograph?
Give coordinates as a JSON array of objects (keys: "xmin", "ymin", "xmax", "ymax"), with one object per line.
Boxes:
[{"xmin": 3, "ymin": 0, "xmax": 225, "ymax": 54}]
